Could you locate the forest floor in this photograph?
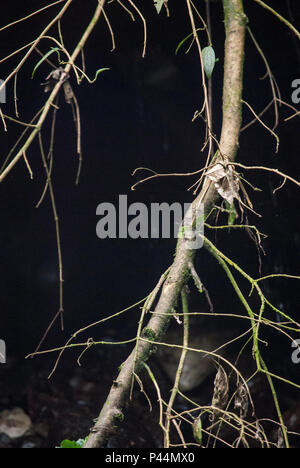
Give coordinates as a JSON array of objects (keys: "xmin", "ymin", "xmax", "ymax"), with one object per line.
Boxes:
[{"xmin": 1, "ymin": 338, "xmax": 300, "ymax": 448}]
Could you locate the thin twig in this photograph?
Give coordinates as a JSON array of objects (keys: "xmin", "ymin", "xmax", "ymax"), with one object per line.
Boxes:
[
  {"xmin": 242, "ymin": 99, "xmax": 279, "ymax": 152},
  {"xmin": 253, "ymin": 0, "xmax": 300, "ymax": 40},
  {"xmin": 0, "ymin": 0, "xmax": 66, "ymax": 32},
  {"xmin": 102, "ymin": 7, "xmax": 116, "ymax": 51},
  {"xmin": 22, "ymin": 151, "xmax": 33, "ymax": 179},
  {"xmin": 127, "ymin": 0, "xmax": 147, "ymax": 57},
  {"xmin": 247, "ymin": 27, "xmax": 279, "ymax": 130}
]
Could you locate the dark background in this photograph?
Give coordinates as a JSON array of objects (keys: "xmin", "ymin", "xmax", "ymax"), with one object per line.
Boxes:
[{"xmin": 0, "ymin": 0, "xmax": 299, "ymax": 447}]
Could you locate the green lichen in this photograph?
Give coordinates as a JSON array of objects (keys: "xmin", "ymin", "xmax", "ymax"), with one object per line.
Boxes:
[
  {"xmin": 149, "ymin": 345, "xmax": 158, "ymax": 356},
  {"xmin": 113, "ymin": 411, "xmax": 124, "ymax": 423},
  {"xmin": 223, "ymin": 0, "xmax": 247, "ymax": 30},
  {"xmin": 142, "ymin": 327, "xmax": 157, "ymax": 341}
]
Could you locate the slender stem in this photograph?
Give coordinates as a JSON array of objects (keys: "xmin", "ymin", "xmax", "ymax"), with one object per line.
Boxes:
[
  {"xmin": 253, "ymin": 0, "xmax": 300, "ymax": 40},
  {"xmin": 38, "ymin": 132, "xmax": 64, "ymax": 333},
  {"xmin": 0, "ymin": 0, "xmax": 66, "ymax": 33},
  {"xmin": 260, "ymin": 357, "xmax": 289, "ymax": 448},
  {"xmin": 186, "ymin": 0, "xmax": 213, "ymax": 162}
]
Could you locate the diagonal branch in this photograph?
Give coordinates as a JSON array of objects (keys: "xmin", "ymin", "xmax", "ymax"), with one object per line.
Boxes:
[{"xmin": 83, "ymin": 0, "xmax": 247, "ymax": 449}]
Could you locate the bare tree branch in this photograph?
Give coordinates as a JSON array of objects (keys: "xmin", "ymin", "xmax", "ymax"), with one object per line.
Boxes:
[{"xmin": 83, "ymin": 0, "xmax": 247, "ymax": 449}]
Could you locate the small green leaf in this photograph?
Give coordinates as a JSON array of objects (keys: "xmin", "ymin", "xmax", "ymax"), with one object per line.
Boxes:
[
  {"xmin": 32, "ymin": 48, "xmax": 60, "ymax": 78},
  {"xmin": 177, "ymin": 226, "xmax": 186, "ymax": 240},
  {"xmin": 91, "ymin": 68, "xmax": 110, "ymax": 83},
  {"xmin": 202, "ymin": 46, "xmax": 216, "ymax": 79},
  {"xmin": 59, "ymin": 440, "xmax": 81, "ymax": 449},
  {"xmin": 58, "ymin": 437, "xmax": 87, "ymax": 448},
  {"xmin": 175, "ymin": 29, "xmax": 202, "ymax": 55},
  {"xmin": 153, "ymin": 0, "xmax": 165, "ymax": 14}
]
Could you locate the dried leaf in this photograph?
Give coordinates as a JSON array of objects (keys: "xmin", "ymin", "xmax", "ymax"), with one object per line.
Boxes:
[
  {"xmin": 211, "ymin": 364, "xmax": 229, "ymax": 411},
  {"xmin": 276, "ymin": 428, "xmax": 285, "ymax": 448},
  {"xmin": 234, "ymin": 381, "xmax": 249, "ymax": 419},
  {"xmin": 63, "ymin": 81, "xmax": 74, "ymax": 104},
  {"xmin": 206, "ymin": 164, "xmax": 240, "ymax": 205},
  {"xmin": 206, "ymin": 163, "xmax": 226, "ymax": 182}
]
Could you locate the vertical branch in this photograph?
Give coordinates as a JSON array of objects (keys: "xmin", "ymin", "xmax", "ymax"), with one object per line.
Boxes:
[
  {"xmin": 164, "ymin": 287, "xmax": 190, "ymax": 448},
  {"xmin": 36, "ymin": 97, "xmax": 59, "ymax": 208},
  {"xmin": 38, "ymin": 132, "xmax": 64, "ymax": 330},
  {"xmin": 220, "ymin": 0, "xmax": 246, "ymax": 162},
  {"xmin": 186, "ymin": 0, "xmax": 213, "ymax": 161}
]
